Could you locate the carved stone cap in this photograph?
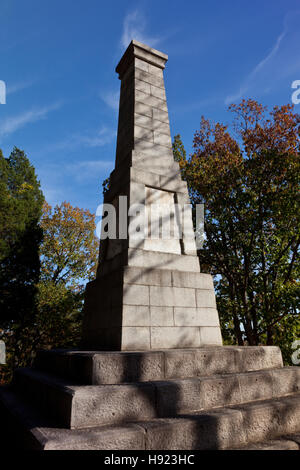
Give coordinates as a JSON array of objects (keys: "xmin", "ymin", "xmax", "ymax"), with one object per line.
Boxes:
[{"xmin": 116, "ymin": 40, "xmax": 168, "ymax": 79}]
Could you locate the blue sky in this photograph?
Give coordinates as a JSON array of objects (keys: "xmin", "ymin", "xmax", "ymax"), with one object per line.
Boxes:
[{"xmin": 1, "ymin": 0, "xmax": 300, "ymax": 215}]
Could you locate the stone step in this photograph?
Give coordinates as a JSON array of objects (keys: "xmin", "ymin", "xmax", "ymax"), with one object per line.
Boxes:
[
  {"xmin": 13, "ymin": 365, "xmax": 300, "ymax": 429},
  {"xmin": 34, "ymin": 346, "xmax": 283, "ymax": 385},
  {"xmin": 235, "ymin": 435, "xmax": 300, "ymax": 450},
  {"xmin": 0, "ymin": 386, "xmax": 145, "ymax": 450},
  {"xmin": 1, "ymin": 386, "xmax": 300, "ymax": 450}
]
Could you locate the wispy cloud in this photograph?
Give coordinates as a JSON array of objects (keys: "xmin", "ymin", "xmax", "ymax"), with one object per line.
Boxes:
[
  {"xmin": 77, "ymin": 127, "xmax": 116, "ymax": 148},
  {"xmin": 6, "ymin": 78, "xmax": 37, "ymax": 96},
  {"xmin": 38, "ymin": 158, "xmax": 114, "ymax": 203},
  {"xmin": 100, "ymin": 90, "xmax": 119, "ymax": 111},
  {"xmin": 121, "ymin": 10, "xmax": 163, "ymax": 49},
  {"xmin": 174, "ymin": 96, "xmax": 221, "ymax": 114},
  {"xmin": 225, "ymin": 31, "xmax": 286, "ymax": 104},
  {"xmin": 42, "ymin": 186, "xmax": 66, "ymax": 207},
  {"xmin": 0, "ymin": 102, "xmax": 62, "ymax": 140},
  {"xmin": 225, "ymin": 11, "xmax": 300, "ymax": 105},
  {"xmin": 46, "ymin": 126, "xmax": 116, "ymax": 152},
  {"xmin": 67, "ymin": 159, "xmax": 114, "ymax": 182}
]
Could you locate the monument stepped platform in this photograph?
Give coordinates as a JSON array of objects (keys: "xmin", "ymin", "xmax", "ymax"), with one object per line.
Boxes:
[{"xmin": 1, "ymin": 346, "xmax": 300, "ymax": 450}]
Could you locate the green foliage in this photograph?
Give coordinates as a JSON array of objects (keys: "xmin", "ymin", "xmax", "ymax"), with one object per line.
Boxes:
[
  {"xmin": 34, "ymin": 201, "xmax": 99, "ymax": 354},
  {"xmin": 0, "ymin": 152, "xmax": 99, "ymax": 384},
  {"xmin": 35, "ymin": 280, "xmax": 84, "ymax": 349},
  {"xmin": 0, "ymin": 147, "xmax": 44, "ymax": 325},
  {"xmin": 173, "ymin": 134, "xmax": 187, "ymax": 163},
  {"xmin": 0, "ymin": 147, "xmax": 44, "ymax": 382},
  {"xmin": 40, "ymin": 201, "xmax": 98, "ymax": 288}
]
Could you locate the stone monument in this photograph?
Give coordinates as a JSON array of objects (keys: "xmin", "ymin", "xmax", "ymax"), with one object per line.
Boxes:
[
  {"xmin": 0, "ymin": 41, "xmax": 299, "ymax": 451},
  {"xmin": 82, "ymin": 40, "xmax": 222, "ymax": 350}
]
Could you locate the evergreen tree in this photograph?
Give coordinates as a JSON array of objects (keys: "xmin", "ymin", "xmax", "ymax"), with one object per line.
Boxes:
[{"xmin": 0, "ymin": 147, "xmax": 44, "ymax": 372}]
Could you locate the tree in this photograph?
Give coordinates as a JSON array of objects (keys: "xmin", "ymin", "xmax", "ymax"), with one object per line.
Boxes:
[
  {"xmin": 0, "ymin": 147, "xmax": 44, "ymax": 378},
  {"xmin": 34, "ymin": 201, "xmax": 98, "ymax": 350},
  {"xmin": 173, "ymin": 134, "xmax": 187, "ymax": 164},
  {"xmin": 177, "ymin": 100, "xmax": 300, "ymax": 362}
]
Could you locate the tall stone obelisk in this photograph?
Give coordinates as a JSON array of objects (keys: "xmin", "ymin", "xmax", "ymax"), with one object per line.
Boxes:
[{"xmin": 82, "ymin": 40, "xmax": 222, "ymax": 350}]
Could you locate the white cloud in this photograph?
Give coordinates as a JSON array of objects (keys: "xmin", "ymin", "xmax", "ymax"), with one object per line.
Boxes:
[
  {"xmin": 46, "ymin": 126, "xmax": 116, "ymax": 152},
  {"xmin": 6, "ymin": 78, "xmax": 37, "ymax": 95},
  {"xmin": 225, "ymin": 30, "xmax": 286, "ymax": 104},
  {"xmin": 77, "ymin": 127, "xmax": 116, "ymax": 148},
  {"xmin": 100, "ymin": 90, "xmax": 119, "ymax": 111},
  {"xmin": 121, "ymin": 10, "xmax": 162, "ymax": 49},
  {"xmin": 224, "ymin": 11, "xmax": 300, "ymax": 105},
  {"xmin": 0, "ymin": 102, "xmax": 62, "ymax": 139},
  {"xmin": 67, "ymin": 159, "xmax": 114, "ymax": 182},
  {"xmin": 42, "ymin": 187, "xmax": 66, "ymax": 207}
]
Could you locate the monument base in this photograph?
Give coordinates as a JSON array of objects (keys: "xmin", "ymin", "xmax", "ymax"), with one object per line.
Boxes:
[
  {"xmin": 82, "ymin": 265, "xmax": 222, "ymax": 350},
  {"xmin": 1, "ymin": 345, "xmax": 300, "ymax": 450}
]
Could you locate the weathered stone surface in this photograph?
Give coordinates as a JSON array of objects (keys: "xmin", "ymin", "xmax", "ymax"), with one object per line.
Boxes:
[
  {"xmin": 144, "ymin": 394, "xmax": 300, "ymax": 450},
  {"xmin": 17, "ymin": 363, "xmax": 300, "ymax": 432},
  {"xmin": 121, "ymin": 284, "xmax": 150, "ymax": 306},
  {"xmin": 237, "ymin": 370, "xmax": 274, "ymax": 403},
  {"xmin": 199, "ymin": 327, "xmax": 223, "ymax": 345},
  {"xmin": 135, "ymin": 101, "xmax": 152, "ymax": 117},
  {"xmin": 150, "ymin": 306, "xmax": 174, "ymax": 326},
  {"xmin": 81, "ymin": 40, "xmax": 222, "ymax": 349},
  {"xmin": 153, "ymin": 131, "xmax": 172, "ymax": 147},
  {"xmin": 143, "ymin": 409, "xmax": 247, "ymax": 450},
  {"xmin": 122, "ymin": 305, "xmax": 150, "ymax": 326},
  {"xmin": 150, "ymin": 286, "xmax": 196, "ymax": 307},
  {"xmin": 196, "ymin": 289, "xmax": 217, "ymax": 308},
  {"xmin": 172, "ymin": 271, "xmax": 212, "ymax": 289},
  {"xmin": 2, "ymin": 381, "xmax": 300, "ymax": 450},
  {"xmin": 271, "ymin": 367, "xmax": 300, "ymax": 396},
  {"xmin": 123, "ymin": 266, "xmax": 172, "ymax": 286},
  {"xmin": 135, "ymin": 78, "xmax": 151, "ymax": 94},
  {"xmin": 150, "ymin": 327, "xmax": 200, "ymax": 349},
  {"xmin": 237, "ymin": 438, "xmax": 300, "ymax": 450},
  {"xmin": 150, "ymin": 84, "xmax": 166, "ymax": 101},
  {"xmin": 35, "ymin": 346, "xmax": 284, "ymax": 385},
  {"xmin": 71, "ymin": 382, "xmax": 155, "ymax": 428},
  {"xmin": 199, "ymin": 374, "xmax": 241, "ymax": 408},
  {"xmin": 135, "ymin": 89, "xmax": 168, "ymax": 112},
  {"xmin": 235, "ymin": 346, "xmax": 283, "ymax": 371},
  {"xmin": 156, "ymin": 378, "xmax": 203, "ymax": 416},
  {"xmin": 127, "ymin": 248, "xmax": 201, "ymax": 272},
  {"xmin": 92, "ymin": 351, "xmax": 165, "ymax": 384},
  {"xmin": 44, "ymin": 425, "xmax": 146, "ymax": 450},
  {"xmin": 234, "ymin": 395, "xmax": 300, "ymax": 443},
  {"xmin": 14, "ymin": 368, "xmax": 157, "ymax": 429},
  {"xmin": 121, "ymin": 326, "xmax": 151, "ymax": 350},
  {"xmin": 135, "ymin": 68, "xmax": 165, "ymax": 88},
  {"xmin": 174, "ymin": 307, "xmax": 219, "ymax": 327},
  {"xmin": 0, "ymin": 386, "xmax": 146, "ymax": 450},
  {"xmin": 152, "ymin": 107, "xmax": 169, "ymax": 123},
  {"xmin": 130, "ymin": 166, "xmax": 161, "ymax": 187}
]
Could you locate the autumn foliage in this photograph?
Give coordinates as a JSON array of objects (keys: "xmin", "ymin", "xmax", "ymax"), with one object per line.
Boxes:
[
  {"xmin": 177, "ymin": 99, "xmax": 300, "ymax": 361},
  {"xmin": 0, "ymin": 167, "xmax": 98, "ymax": 383}
]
